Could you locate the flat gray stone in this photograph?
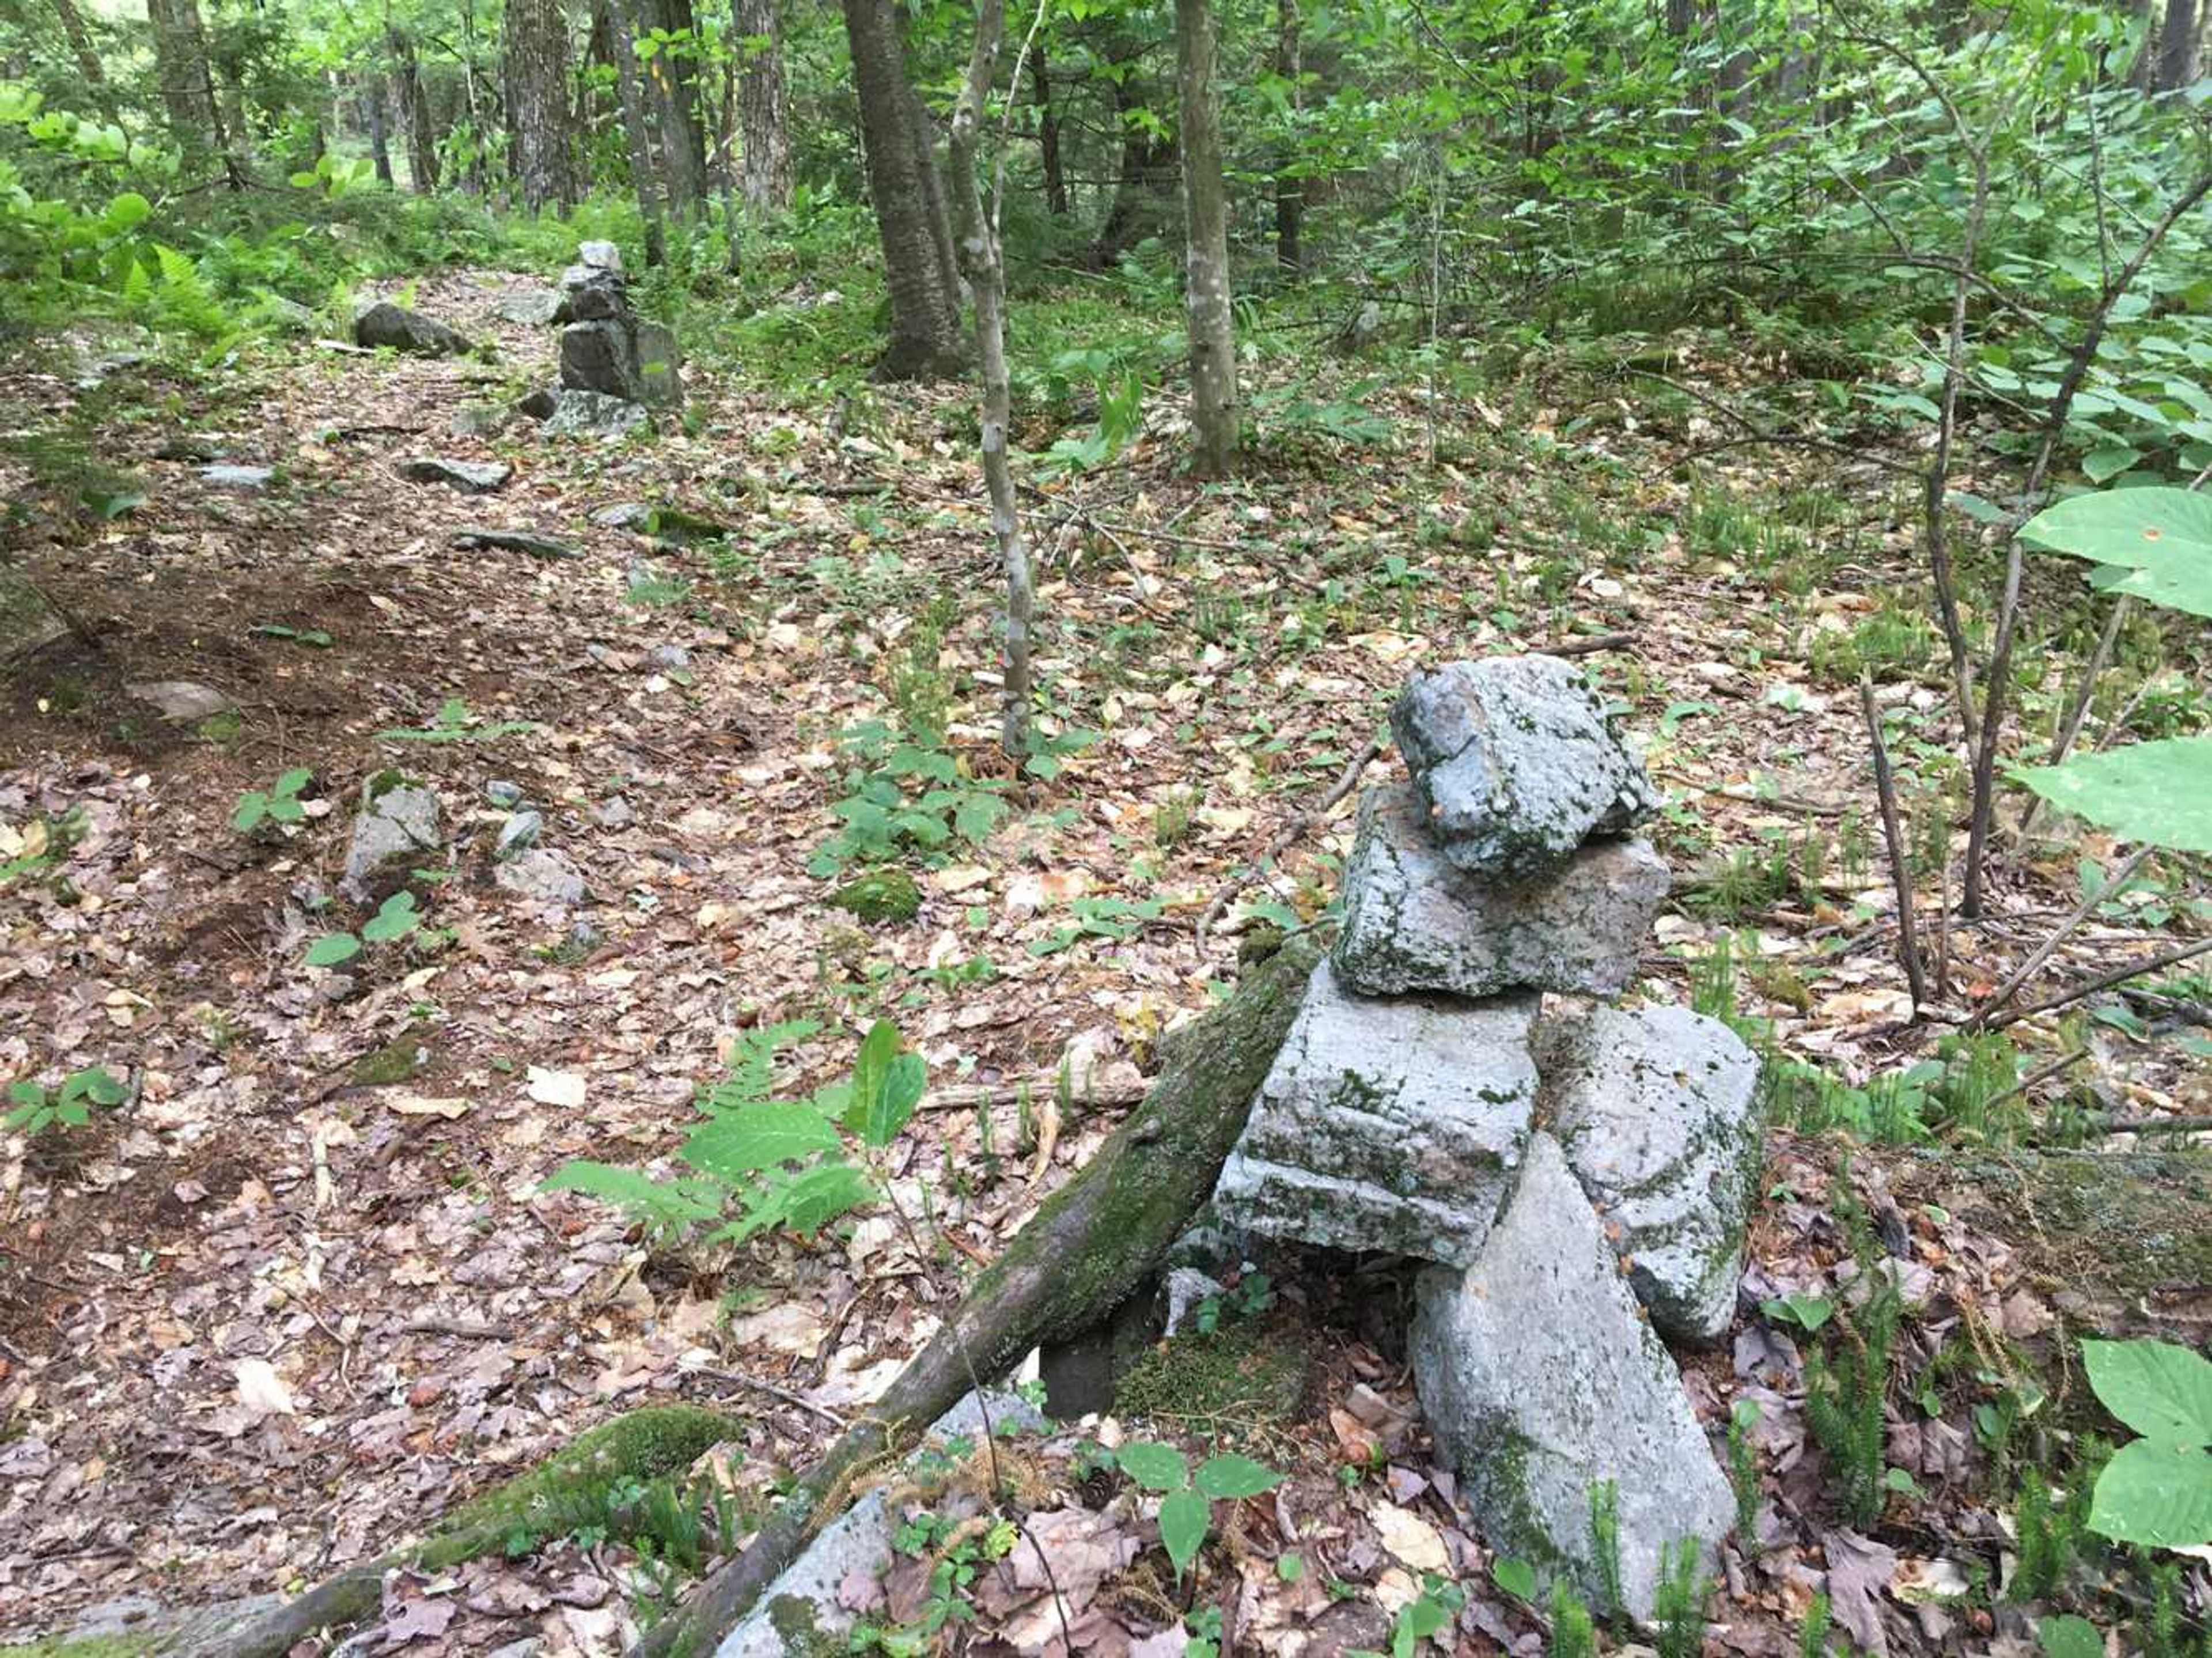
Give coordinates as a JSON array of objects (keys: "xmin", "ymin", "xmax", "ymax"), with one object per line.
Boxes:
[
  {"xmin": 1541, "ymin": 1006, "xmax": 1762, "ymax": 1345},
  {"xmin": 577, "ymin": 240, "xmax": 624, "ymax": 272},
  {"xmin": 593, "ymin": 501, "xmax": 651, "ymax": 529},
  {"xmin": 452, "ymin": 527, "xmax": 581, "ymax": 560},
  {"xmin": 342, "ymin": 776, "xmax": 442, "ymax": 903},
  {"xmin": 450, "ymin": 402, "xmax": 512, "ymax": 440},
  {"xmin": 495, "ymin": 845, "xmax": 585, "ymax": 909},
  {"xmin": 126, "ymin": 679, "xmax": 233, "ymax": 721},
  {"xmin": 353, "ymin": 301, "xmax": 469, "ymax": 357},
  {"xmin": 1214, "ymin": 958, "xmax": 1538, "ymax": 1265},
  {"xmin": 1, "ymin": 567, "xmax": 68, "ymax": 665},
  {"xmin": 541, "ymin": 388, "xmax": 649, "ymax": 439},
  {"xmin": 199, "ymin": 463, "xmax": 272, "ymax": 490},
  {"xmin": 1393, "ymin": 655, "xmax": 1658, "ymax": 879},
  {"xmin": 400, "ymin": 457, "xmax": 512, "ymax": 493},
  {"xmin": 1410, "ymin": 1133, "xmax": 1734, "ymax": 1623},
  {"xmin": 495, "ymin": 808, "xmax": 544, "ymax": 858},
  {"xmin": 635, "ymin": 320, "xmax": 685, "ymax": 408},
  {"xmin": 494, "ymin": 287, "xmax": 563, "ymax": 327},
  {"xmin": 1334, "ymin": 785, "xmax": 1668, "ymax": 999}
]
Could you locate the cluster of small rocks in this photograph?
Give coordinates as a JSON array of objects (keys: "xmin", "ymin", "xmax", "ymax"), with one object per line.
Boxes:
[
  {"xmin": 1214, "ymin": 653, "xmax": 1760, "ymax": 1621},
  {"xmin": 507, "ymin": 242, "xmax": 684, "ymax": 438}
]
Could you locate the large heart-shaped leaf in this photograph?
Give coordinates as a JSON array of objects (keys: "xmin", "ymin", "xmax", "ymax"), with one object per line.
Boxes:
[
  {"xmin": 2084, "ymin": 1339, "xmax": 2212, "ymax": 1446},
  {"xmin": 1194, "ymin": 1453, "xmax": 1283, "ymax": 1500},
  {"xmin": 305, "ymin": 932, "xmax": 361, "ymax": 967},
  {"xmin": 1114, "ymin": 1441, "xmax": 1189, "ymax": 1493},
  {"xmin": 2018, "ymin": 487, "xmax": 2212, "ymax": 618},
  {"xmin": 1158, "ymin": 1487, "xmax": 1210, "ymax": 1581},
  {"xmin": 2088, "ymin": 1438, "xmax": 2212, "ymax": 1547},
  {"xmin": 2014, "ymin": 737, "xmax": 2212, "ymax": 853}
]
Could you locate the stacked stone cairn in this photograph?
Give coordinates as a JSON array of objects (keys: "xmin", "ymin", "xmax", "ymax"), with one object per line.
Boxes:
[
  {"xmin": 1213, "ymin": 654, "xmax": 1763, "ymax": 1623},
  {"xmin": 531, "ymin": 241, "xmax": 684, "ymax": 436}
]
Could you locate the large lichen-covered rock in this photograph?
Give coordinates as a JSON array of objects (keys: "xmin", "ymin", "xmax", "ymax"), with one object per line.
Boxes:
[
  {"xmin": 540, "ymin": 388, "xmax": 650, "ymax": 439},
  {"xmin": 1410, "ymin": 1133, "xmax": 1734, "ymax": 1623},
  {"xmin": 1334, "ymin": 785, "xmax": 1666, "ymax": 999},
  {"xmin": 1541, "ymin": 1005, "xmax": 1763, "ymax": 1345},
  {"xmin": 353, "ymin": 300, "xmax": 470, "ymax": 357},
  {"xmin": 1392, "ymin": 654, "xmax": 1658, "ymax": 879},
  {"xmin": 1395, "ymin": 656, "xmax": 1654, "ymax": 871},
  {"xmin": 340, "ymin": 772, "xmax": 441, "ymax": 903},
  {"xmin": 1214, "ymin": 959, "xmax": 1538, "ymax": 1265}
]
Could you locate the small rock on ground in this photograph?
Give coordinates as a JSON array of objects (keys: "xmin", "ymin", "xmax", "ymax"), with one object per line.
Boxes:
[
  {"xmin": 495, "ymin": 846, "xmax": 586, "ymax": 909},
  {"xmin": 353, "ymin": 300, "xmax": 470, "ymax": 357},
  {"xmin": 198, "ymin": 464, "xmax": 272, "ymax": 490},
  {"xmin": 126, "ymin": 679, "xmax": 233, "ymax": 721},
  {"xmin": 341, "ymin": 776, "xmax": 442, "ymax": 904},
  {"xmin": 400, "ymin": 457, "xmax": 512, "ymax": 493}
]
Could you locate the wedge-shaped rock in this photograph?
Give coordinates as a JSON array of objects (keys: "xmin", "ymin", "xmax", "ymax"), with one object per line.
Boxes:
[
  {"xmin": 353, "ymin": 301, "xmax": 469, "ymax": 357},
  {"xmin": 341, "ymin": 774, "xmax": 441, "ymax": 904},
  {"xmin": 1410, "ymin": 1133, "xmax": 1734, "ymax": 1623},
  {"xmin": 1334, "ymin": 785, "xmax": 1666, "ymax": 998},
  {"xmin": 1541, "ymin": 1005, "xmax": 1762, "ymax": 1345},
  {"xmin": 1213, "ymin": 960, "xmax": 1538, "ymax": 1265},
  {"xmin": 1393, "ymin": 654, "xmax": 1658, "ymax": 879}
]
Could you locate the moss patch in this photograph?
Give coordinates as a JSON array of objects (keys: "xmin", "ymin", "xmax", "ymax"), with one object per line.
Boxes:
[
  {"xmin": 444, "ymin": 1404, "xmax": 741, "ymax": 1539},
  {"xmin": 828, "ymin": 868, "xmax": 921, "ymax": 925},
  {"xmin": 0, "ymin": 1641, "xmax": 153, "ymax": 1657},
  {"xmin": 351, "ymin": 1033, "xmax": 434, "ymax": 1087},
  {"xmin": 1114, "ymin": 1319, "xmax": 1312, "ymax": 1437}
]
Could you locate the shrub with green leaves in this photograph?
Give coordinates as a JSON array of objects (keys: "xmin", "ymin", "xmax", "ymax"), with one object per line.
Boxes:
[
  {"xmin": 1109, "ymin": 1441, "xmax": 1282, "ymax": 1581},
  {"xmin": 6, "ymin": 1064, "xmax": 126, "ymax": 1135},
  {"xmin": 543, "ymin": 1019, "xmax": 922, "ymax": 1247},
  {"xmin": 233, "ymin": 766, "xmax": 313, "ymax": 832},
  {"xmin": 811, "ymin": 722, "xmax": 1011, "ymax": 876},
  {"xmin": 2081, "ymin": 1337, "xmax": 2212, "ymax": 1548}
]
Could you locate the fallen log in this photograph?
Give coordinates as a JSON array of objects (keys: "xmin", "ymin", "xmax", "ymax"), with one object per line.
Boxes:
[{"xmin": 635, "ymin": 937, "xmax": 1318, "ymax": 1657}]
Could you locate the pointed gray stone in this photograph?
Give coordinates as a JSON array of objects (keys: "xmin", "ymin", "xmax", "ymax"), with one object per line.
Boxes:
[
  {"xmin": 634, "ymin": 320, "xmax": 684, "ymax": 407},
  {"xmin": 1334, "ymin": 785, "xmax": 1667, "ymax": 999},
  {"xmin": 1410, "ymin": 1133, "xmax": 1735, "ymax": 1623},
  {"xmin": 558, "ymin": 319, "xmax": 644, "ymax": 402},
  {"xmin": 1541, "ymin": 1005, "xmax": 1762, "ymax": 1345},
  {"xmin": 341, "ymin": 775, "xmax": 441, "ymax": 903},
  {"xmin": 1214, "ymin": 959, "xmax": 1539, "ymax": 1265},
  {"xmin": 1393, "ymin": 655, "xmax": 1659, "ymax": 879}
]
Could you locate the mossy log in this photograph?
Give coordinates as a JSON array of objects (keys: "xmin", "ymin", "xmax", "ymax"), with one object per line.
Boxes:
[
  {"xmin": 168, "ymin": 1406, "xmax": 739, "ymax": 1658},
  {"xmin": 636, "ymin": 938, "xmax": 1319, "ymax": 1658}
]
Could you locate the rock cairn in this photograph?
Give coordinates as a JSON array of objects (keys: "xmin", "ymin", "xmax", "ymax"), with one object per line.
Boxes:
[
  {"xmin": 1214, "ymin": 653, "xmax": 1761, "ymax": 1622},
  {"xmin": 538, "ymin": 240, "xmax": 683, "ymax": 434}
]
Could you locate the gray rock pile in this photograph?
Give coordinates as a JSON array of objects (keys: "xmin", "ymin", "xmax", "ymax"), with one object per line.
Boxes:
[
  {"xmin": 1213, "ymin": 652, "xmax": 1761, "ymax": 1622},
  {"xmin": 517, "ymin": 241, "xmax": 683, "ymax": 436}
]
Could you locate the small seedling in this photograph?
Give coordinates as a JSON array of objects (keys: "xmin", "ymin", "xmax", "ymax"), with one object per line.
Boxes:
[
  {"xmin": 1112, "ymin": 1441, "xmax": 1282, "ymax": 1581},
  {"xmin": 306, "ymin": 889, "xmax": 423, "ymax": 967},
  {"xmin": 233, "ymin": 766, "xmax": 313, "ymax": 831},
  {"xmin": 6, "ymin": 1065, "xmax": 126, "ymax": 1135}
]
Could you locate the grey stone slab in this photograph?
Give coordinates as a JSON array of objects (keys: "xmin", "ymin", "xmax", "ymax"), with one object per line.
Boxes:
[
  {"xmin": 1393, "ymin": 654, "xmax": 1659, "ymax": 879},
  {"xmin": 126, "ymin": 679, "xmax": 233, "ymax": 721},
  {"xmin": 495, "ymin": 845, "xmax": 586, "ymax": 909},
  {"xmin": 1541, "ymin": 1005, "xmax": 1763, "ymax": 1345},
  {"xmin": 340, "ymin": 775, "xmax": 441, "ymax": 904},
  {"xmin": 1410, "ymin": 1133, "xmax": 1735, "ymax": 1623},
  {"xmin": 1214, "ymin": 958, "xmax": 1539, "ymax": 1265},
  {"xmin": 1334, "ymin": 785, "xmax": 1667, "ymax": 999},
  {"xmin": 2, "ymin": 568, "xmax": 67, "ymax": 666},
  {"xmin": 541, "ymin": 388, "xmax": 649, "ymax": 439},
  {"xmin": 400, "ymin": 457, "xmax": 512, "ymax": 493}
]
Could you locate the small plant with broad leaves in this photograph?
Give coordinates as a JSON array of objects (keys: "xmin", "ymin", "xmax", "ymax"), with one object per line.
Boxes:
[
  {"xmin": 2080, "ymin": 1337, "xmax": 2212, "ymax": 1547},
  {"xmin": 306, "ymin": 889, "xmax": 423, "ymax": 967},
  {"xmin": 1110, "ymin": 1441, "xmax": 1283, "ymax": 1582},
  {"xmin": 812, "ymin": 721, "xmax": 1012, "ymax": 876},
  {"xmin": 6, "ymin": 1065, "xmax": 126, "ymax": 1135},
  {"xmin": 377, "ymin": 696, "xmax": 539, "ymax": 746},
  {"xmin": 233, "ymin": 766, "xmax": 313, "ymax": 832},
  {"xmin": 543, "ymin": 1019, "xmax": 923, "ymax": 1247}
]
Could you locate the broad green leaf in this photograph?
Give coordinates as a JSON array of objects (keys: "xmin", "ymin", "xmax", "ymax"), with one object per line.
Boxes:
[
  {"xmin": 683, "ymin": 1101, "xmax": 843, "ymax": 1175},
  {"xmin": 847, "ymin": 1019, "xmax": 900, "ymax": 1136},
  {"xmin": 2014, "ymin": 739, "xmax": 2212, "ymax": 853},
  {"xmin": 1195, "ymin": 1453, "xmax": 1283, "ymax": 1500},
  {"xmin": 2018, "ymin": 487, "xmax": 2212, "ymax": 618},
  {"xmin": 232, "ymin": 794, "xmax": 267, "ymax": 831},
  {"xmin": 1491, "ymin": 1555, "xmax": 1539, "ymax": 1600},
  {"xmin": 2081, "ymin": 446, "xmax": 2142, "ymax": 484},
  {"xmin": 2088, "ymin": 1437, "xmax": 2212, "ymax": 1546},
  {"xmin": 757, "ymin": 1159, "xmax": 876, "ymax": 1236},
  {"xmin": 2084, "ymin": 1338, "xmax": 2212, "ymax": 1446},
  {"xmin": 2037, "ymin": 1615, "xmax": 2103, "ymax": 1658},
  {"xmin": 1115, "ymin": 1441, "xmax": 1189, "ymax": 1492},
  {"xmin": 361, "ymin": 890, "xmax": 419, "ymax": 942},
  {"xmin": 7, "ymin": 1081, "xmax": 44, "ymax": 1107},
  {"xmin": 1157, "ymin": 1487, "xmax": 1210, "ymax": 1580},
  {"xmin": 1397, "ymin": 1593, "xmax": 1450, "ymax": 1644},
  {"xmin": 863, "ymin": 1051, "xmax": 926, "ymax": 1149},
  {"xmin": 69, "ymin": 1066, "xmax": 125, "ymax": 1106},
  {"xmin": 275, "ymin": 767, "xmax": 313, "ymax": 797},
  {"xmin": 305, "ymin": 932, "xmax": 361, "ymax": 967}
]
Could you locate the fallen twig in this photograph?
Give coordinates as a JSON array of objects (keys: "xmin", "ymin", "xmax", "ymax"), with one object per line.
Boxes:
[
  {"xmin": 1861, "ymin": 674, "xmax": 1930, "ymax": 1012},
  {"xmin": 1969, "ymin": 845, "xmax": 2153, "ymax": 1028},
  {"xmin": 1983, "ymin": 935, "xmax": 2212, "ymax": 1031}
]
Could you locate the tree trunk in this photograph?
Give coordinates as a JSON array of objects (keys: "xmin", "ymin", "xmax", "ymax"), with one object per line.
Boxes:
[
  {"xmin": 637, "ymin": 939, "xmax": 1321, "ymax": 1658},
  {"xmin": 1176, "ymin": 0, "xmax": 1239, "ymax": 475},
  {"xmin": 1034, "ymin": 46, "xmax": 1067, "ymax": 215},
  {"xmin": 53, "ymin": 0, "xmax": 104, "ymax": 85},
  {"xmin": 390, "ymin": 27, "xmax": 440, "ymax": 192},
  {"xmin": 505, "ymin": 0, "xmax": 578, "ymax": 211},
  {"xmin": 1272, "ymin": 0, "xmax": 1304, "ymax": 274},
  {"xmin": 907, "ymin": 81, "xmax": 963, "ymax": 316},
  {"xmin": 643, "ymin": 0, "xmax": 710, "ymax": 217},
  {"xmin": 145, "ymin": 0, "xmax": 217, "ymax": 150},
  {"xmin": 2156, "ymin": 0, "xmax": 2201, "ymax": 89},
  {"xmin": 605, "ymin": 0, "xmax": 667, "ymax": 264},
  {"xmin": 735, "ymin": 0, "xmax": 791, "ymax": 210},
  {"xmin": 840, "ymin": 0, "xmax": 964, "ymax": 378},
  {"xmin": 365, "ymin": 73, "xmax": 395, "ymax": 185},
  {"xmin": 1089, "ymin": 47, "xmax": 1176, "ymax": 267}
]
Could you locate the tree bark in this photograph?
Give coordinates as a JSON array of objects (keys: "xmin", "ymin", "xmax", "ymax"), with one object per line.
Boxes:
[
  {"xmin": 634, "ymin": 939, "xmax": 1321, "ymax": 1658},
  {"xmin": 365, "ymin": 73, "xmax": 395, "ymax": 185},
  {"xmin": 907, "ymin": 81, "xmax": 963, "ymax": 317},
  {"xmin": 145, "ymin": 0, "xmax": 218, "ymax": 151},
  {"xmin": 1089, "ymin": 46, "xmax": 1176, "ymax": 268},
  {"xmin": 1034, "ymin": 46, "xmax": 1067, "ymax": 215},
  {"xmin": 53, "ymin": 0, "xmax": 105, "ymax": 85},
  {"xmin": 1272, "ymin": 0, "xmax": 1305, "ymax": 274},
  {"xmin": 735, "ymin": 0, "xmax": 792, "ymax": 210},
  {"xmin": 505, "ymin": 0, "xmax": 578, "ymax": 211},
  {"xmin": 1176, "ymin": 0, "xmax": 1239, "ymax": 475},
  {"xmin": 605, "ymin": 0, "xmax": 668, "ymax": 264},
  {"xmin": 840, "ymin": 0, "xmax": 965, "ymax": 378},
  {"xmin": 642, "ymin": 0, "xmax": 710, "ymax": 217},
  {"xmin": 389, "ymin": 26, "xmax": 440, "ymax": 192},
  {"xmin": 2156, "ymin": 0, "xmax": 2201, "ymax": 89}
]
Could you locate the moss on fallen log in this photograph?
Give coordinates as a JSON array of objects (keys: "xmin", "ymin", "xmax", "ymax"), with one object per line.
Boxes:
[{"xmin": 637, "ymin": 938, "xmax": 1319, "ymax": 1658}]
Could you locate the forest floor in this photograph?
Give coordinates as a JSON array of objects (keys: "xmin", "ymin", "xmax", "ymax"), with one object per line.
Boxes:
[{"xmin": 0, "ymin": 265, "xmax": 2207, "ymax": 1656}]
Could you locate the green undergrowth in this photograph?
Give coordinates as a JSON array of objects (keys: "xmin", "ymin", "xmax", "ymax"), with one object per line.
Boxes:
[
  {"xmin": 1113, "ymin": 1318, "xmax": 1313, "ymax": 1439},
  {"xmin": 442, "ymin": 1403, "xmax": 741, "ymax": 1545}
]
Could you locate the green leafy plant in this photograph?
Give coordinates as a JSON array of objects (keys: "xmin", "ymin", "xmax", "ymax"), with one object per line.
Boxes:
[
  {"xmin": 1652, "ymin": 1538, "xmax": 1710, "ymax": 1658},
  {"xmin": 233, "ymin": 766, "xmax": 313, "ymax": 832},
  {"xmin": 1380, "ymin": 1574, "xmax": 1465, "ymax": 1655},
  {"xmin": 1548, "ymin": 1580, "xmax": 1597, "ymax": 1658},
  {"xmin": 1729, "ymin": 1398, "xmax": 1763, "ymax": 1547},
  {"xmin": 810, "ymin": 721, "xmax": 1010, "ymax": 876},
  {"xmin": 1588, "ymin": 1478, "xmax": 1624, "ymax": 1623},
  {"xmin": 1491, "ymin": 1555, "xmax": 1537, "ymax": 1601},
  {"xmin": 6, "ymin": 1064, "xmax": 126, "ymax": 1135},
  {"xmin": 1800, "ymin": 1591, "xmax": 1833, "ymax": 1658},
  {"xmin": 2081, "ymin": 1338, "xmax": 2212, "ymax": 1547},
  {"xmin": 306, "ymin": 889, "xmax": 423, "ymax": 967},
  {"xmin": 1111, "ymin": 1441, "xmax": 1282, "ymax": 1581},
  {"xmin": 377, "ymin": 696, "xmax": 539, "ymax": 745},
  {"xmin": 1805, "ymin": 1269, "xmax": 1905, "ymax": 1527}
]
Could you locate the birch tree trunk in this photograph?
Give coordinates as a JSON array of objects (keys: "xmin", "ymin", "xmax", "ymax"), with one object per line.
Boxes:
[
  {"xmin": 735, "ymin": 0, "xmax": 792, "ymax": 210},
  {"xmin": 947, "ymin": 0, "xmax": 1034, "ymax": 758},
  {"xmin": 1176, "ymin": 0, "xmax": 1240, "ymax": 475}
]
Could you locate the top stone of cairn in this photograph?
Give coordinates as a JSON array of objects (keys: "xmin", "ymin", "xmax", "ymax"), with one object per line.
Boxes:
[{"xmin": 1392, "ymin": 654, "xmax": 1659, "ymax": 880}]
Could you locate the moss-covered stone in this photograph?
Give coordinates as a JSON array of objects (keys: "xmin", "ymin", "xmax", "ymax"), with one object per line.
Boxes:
[
  {"xmin": 1113, "ymin": 1319, "xmax": 1312, "ymax": 1436},
  {"xmin": 828, "ymin": 869, "xmax": 921, "ymax": 925},
  {"xmin": 351, "ymin": 1034, "xmax": 433, "ymax": 1087},
  {"xmin": 444, "ymin": 1405, "xmax": 742, "ymax": 1539}
]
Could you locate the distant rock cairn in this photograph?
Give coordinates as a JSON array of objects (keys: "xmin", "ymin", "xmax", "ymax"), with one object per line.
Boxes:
[{"xmin": 1213, "ymin": 652, "xmax": 1762, "ymax": 1623}]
